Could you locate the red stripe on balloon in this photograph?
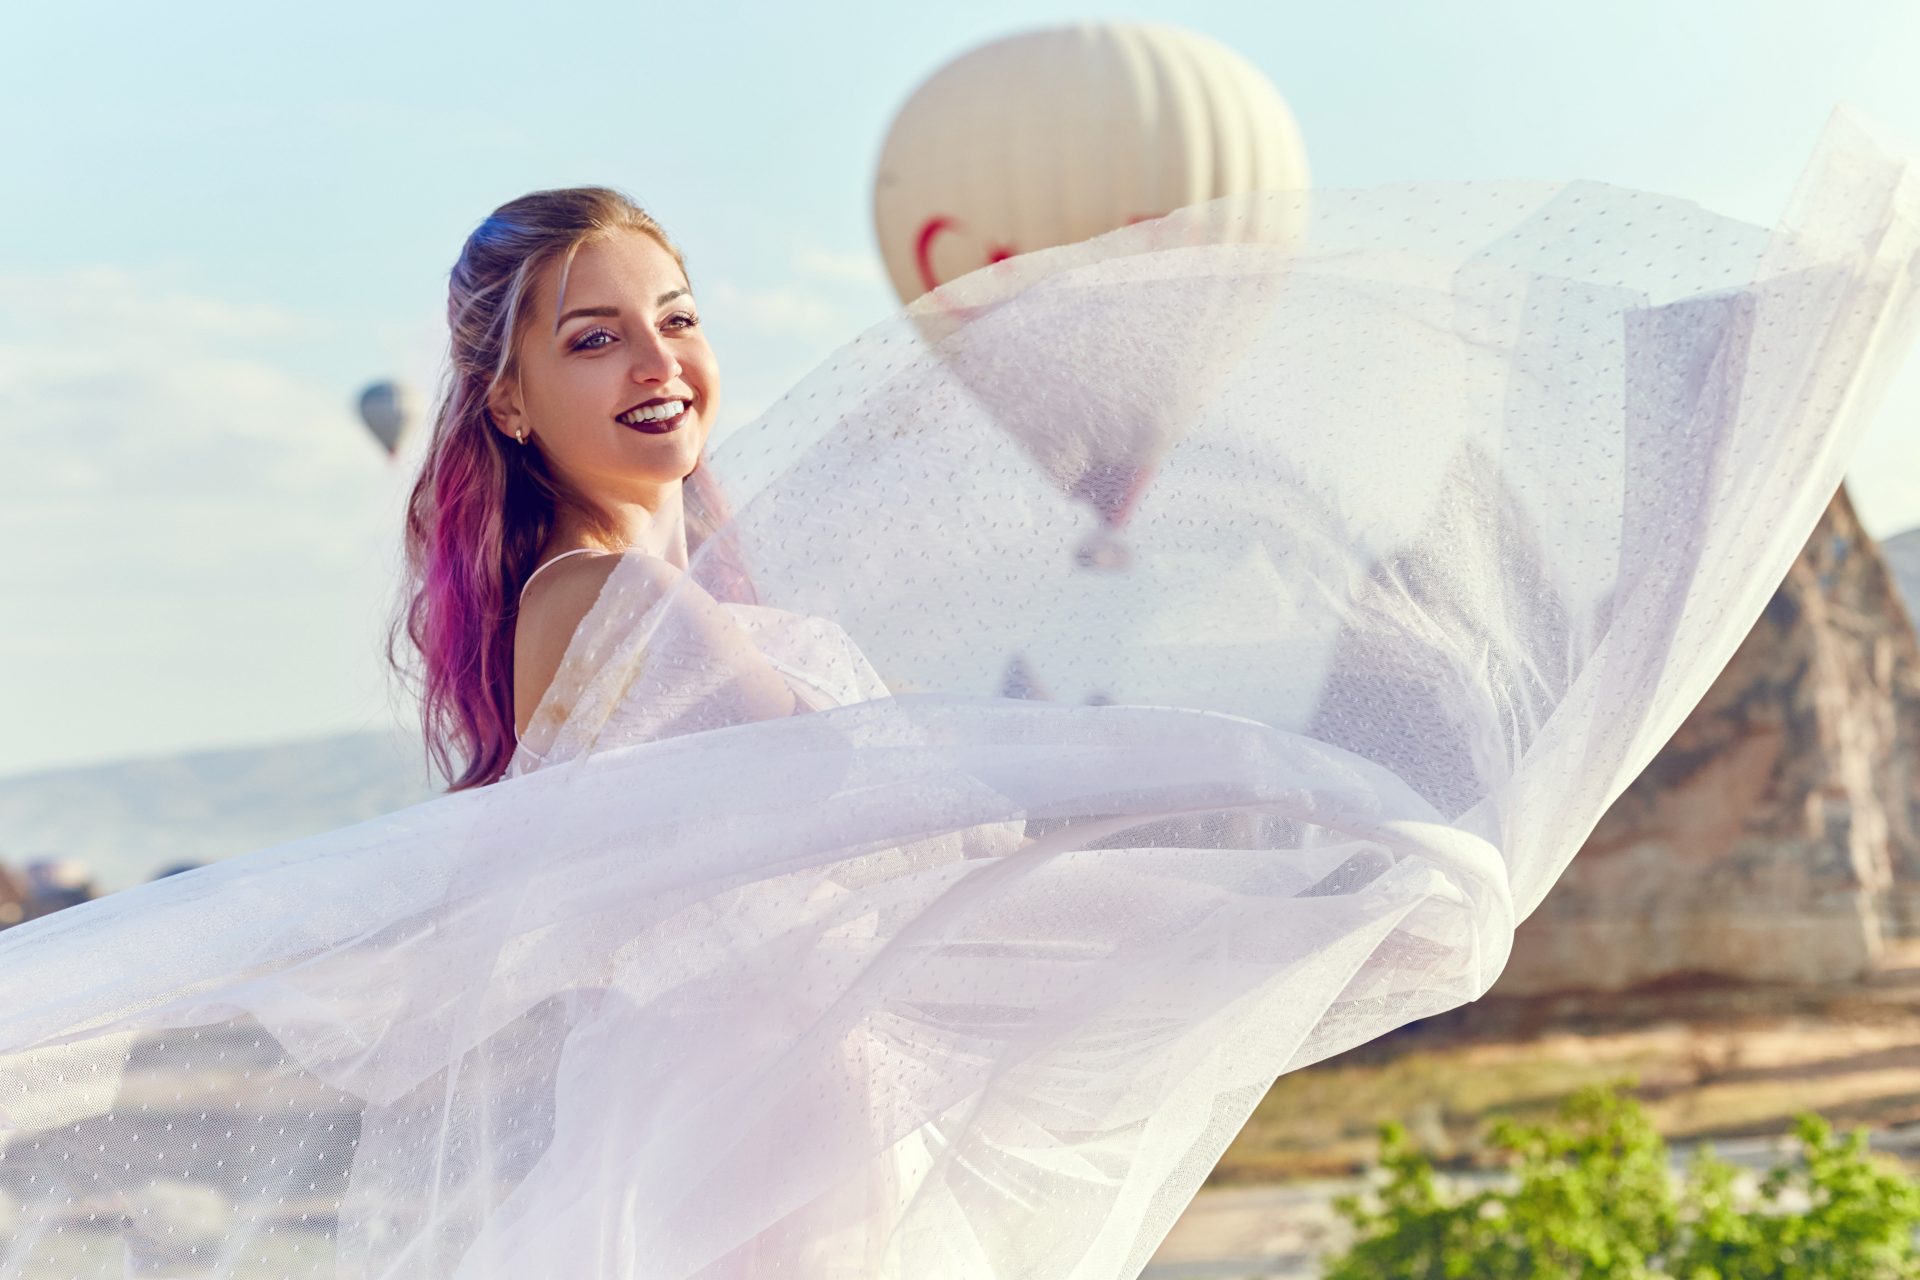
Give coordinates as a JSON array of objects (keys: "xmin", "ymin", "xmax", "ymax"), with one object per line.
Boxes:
[{"xmin": 915, "ymin": 216, "xmax": 961, "ymax": 293}]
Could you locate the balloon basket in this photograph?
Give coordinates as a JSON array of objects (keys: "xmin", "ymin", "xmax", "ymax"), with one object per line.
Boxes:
[{"xmin": 1074, "ymin": 526, "xmax": 1133, "ymax": 571}]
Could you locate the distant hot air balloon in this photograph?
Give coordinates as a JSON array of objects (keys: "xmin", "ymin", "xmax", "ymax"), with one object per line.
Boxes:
[
  {"xmin": 357, "ymin": 380, "xmax": 418, "ymax": 458},
  {"xmin": 873, "ymin": 22, "xmax": 1311, "ymax": 570},
  {"xmin": 998, "ymin": 653, "xmax": 1054, "ymax": 701}
]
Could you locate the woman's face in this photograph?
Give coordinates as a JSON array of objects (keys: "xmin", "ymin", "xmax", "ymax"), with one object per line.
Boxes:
[{"xmin": 491, "ymin": 229, "xmax": 718, "ymax": 504}]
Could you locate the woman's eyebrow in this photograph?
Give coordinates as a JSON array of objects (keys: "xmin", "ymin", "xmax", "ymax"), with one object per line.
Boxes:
[{"xmin": 554, "ymin": 289, "xmax": 693, "ymax": 331}]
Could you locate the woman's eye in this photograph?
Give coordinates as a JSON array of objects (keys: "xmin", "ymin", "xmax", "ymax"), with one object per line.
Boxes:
[{"xmin": 572, "ymin": 315, "xmax": 696, "ymax": 351}]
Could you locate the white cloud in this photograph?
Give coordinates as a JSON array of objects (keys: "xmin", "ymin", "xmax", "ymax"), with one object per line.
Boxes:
[
  {"xmin": 706, "ymin": 279, "xmax": 847, "ymax": 340},
  {"xmin": 0, "ymin": 265, "xmax": 360, "ymax": 480},
  {"xmin": 793, "ymin": 245, "xmax": 885, "ymax": 286},
  {"xmin": 0, "ymin": 265, "xmax": 414, "ymax": 774},
  {"xmin": 6, "ymin": 264, "xmax": 326, "ymax": 343}
]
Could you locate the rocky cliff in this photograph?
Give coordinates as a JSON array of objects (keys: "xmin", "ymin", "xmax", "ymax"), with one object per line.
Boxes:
[{"xmin": 1498, "ymin": 485, "xmax": 1920, "ymax": 993}]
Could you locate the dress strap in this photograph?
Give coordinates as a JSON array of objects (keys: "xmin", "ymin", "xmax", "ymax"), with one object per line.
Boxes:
[{"xmin": 518, "ymin": 548, "xmax": 605, "ymax": 602}]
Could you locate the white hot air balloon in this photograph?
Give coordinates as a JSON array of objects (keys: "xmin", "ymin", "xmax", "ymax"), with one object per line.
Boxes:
[
  {"xmin": 874, "ymin": 21, "xmax": 1310, "ymax": 300},
  {"xmin": 872, "ymin": 22, "xmax": 1311, "ymax": 569},
  {"xmin": 357, "ymin": 380, "xmax": 418, "ymax": 458}
]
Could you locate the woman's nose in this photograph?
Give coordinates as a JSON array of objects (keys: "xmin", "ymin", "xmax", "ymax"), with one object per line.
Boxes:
[{"xmin": 629, "ymin": 331, "xmax": 681, "ymax": 384}]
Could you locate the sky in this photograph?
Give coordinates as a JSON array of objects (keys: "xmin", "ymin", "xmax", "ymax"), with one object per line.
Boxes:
[{"xmin": 5, "ymin": 0, "xmax": 1920, "ymax": 778}]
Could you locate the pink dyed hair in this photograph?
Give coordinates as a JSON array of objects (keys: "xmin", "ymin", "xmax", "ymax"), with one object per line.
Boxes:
[{"xmin": 386, "ymin": 187, "xmax": 759, "ymax": 792}]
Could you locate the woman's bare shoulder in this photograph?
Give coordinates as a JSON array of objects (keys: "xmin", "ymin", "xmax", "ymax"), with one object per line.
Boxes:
[
  {"xmin": 521, "ymin": 547, "xmax": 687, "ymax": 644},
  {"xmin": 513, "ymin": 552, "xmax": 632, "ymax": 736}
]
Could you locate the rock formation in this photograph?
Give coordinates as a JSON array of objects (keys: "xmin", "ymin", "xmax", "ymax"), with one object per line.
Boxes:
[{"xmin": 1497, "ymin": 484, "xmax": 1920, "ymax": 993}]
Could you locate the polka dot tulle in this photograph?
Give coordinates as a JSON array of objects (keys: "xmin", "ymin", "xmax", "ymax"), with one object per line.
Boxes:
[{"xmin": 5, "ymin": 106, "xmax": 1920, "ymax": 1278}]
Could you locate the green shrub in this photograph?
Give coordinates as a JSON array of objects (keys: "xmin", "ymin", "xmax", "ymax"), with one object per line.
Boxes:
[{"xmin": 1321, "ymin": 1079, "xmax": 1920, "ymax": 1280}]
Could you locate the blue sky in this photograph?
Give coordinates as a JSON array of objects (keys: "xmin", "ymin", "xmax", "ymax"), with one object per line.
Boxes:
[{"xmin": 5, "ymin": 0, "xmax": 1919, "ymax": 776}]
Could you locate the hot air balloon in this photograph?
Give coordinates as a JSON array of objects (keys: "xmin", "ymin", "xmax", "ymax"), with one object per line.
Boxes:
[
  {"xmin": 356, "ymin": 380, "xmax": 417, "ymax": 458},
  {"xmin": 872, "ymin": 21, "xmax": 1311, "ymax": 569},
  {"xmin": 997, "ymin": 653, "xmax": 1054, "ymax": 701}
]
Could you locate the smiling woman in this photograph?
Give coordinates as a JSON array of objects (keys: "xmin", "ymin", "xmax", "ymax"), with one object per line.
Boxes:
[{"xmin": 385, "ymin": 187, "xmax": 765, "ymax": 791}]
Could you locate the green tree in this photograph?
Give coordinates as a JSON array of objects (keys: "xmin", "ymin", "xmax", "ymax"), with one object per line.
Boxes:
[{"xmin": 1322, "ymin": 1080, "xmax": 1920, "ymax": 1280}]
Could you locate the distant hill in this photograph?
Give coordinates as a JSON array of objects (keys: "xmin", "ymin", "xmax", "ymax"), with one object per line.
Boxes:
[
  {"xmin": 0, "ymin": 729, "xmax": 445, "ymax": 893},
  {"xmin": 1886, "ymin": 525, "xmax": 1920, "ymax": 633}
]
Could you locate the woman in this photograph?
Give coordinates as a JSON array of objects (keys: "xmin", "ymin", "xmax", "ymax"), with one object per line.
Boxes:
[
  {"xmin": 392, "ymin": 189, "xmax": 795, "ymax": 793},
  {"xmin": 0, "ymin": 105, "xmax": 1916, "ymax": 1278}
]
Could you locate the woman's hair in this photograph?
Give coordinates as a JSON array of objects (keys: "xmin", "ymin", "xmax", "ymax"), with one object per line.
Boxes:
[{"xmin": 386, "ymin": 187, "xmax": 759, "ymax": 793}]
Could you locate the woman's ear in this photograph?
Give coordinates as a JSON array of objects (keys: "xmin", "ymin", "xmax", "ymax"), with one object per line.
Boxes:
[{"xmin": 488, "ymin": 377, "xmax": 527, "ymax": 444}]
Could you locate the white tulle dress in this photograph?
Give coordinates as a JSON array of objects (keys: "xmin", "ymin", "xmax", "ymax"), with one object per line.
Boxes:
[{"xmin": 2, "ymin": 104, "xmax": 1917, "ymax": 1279}]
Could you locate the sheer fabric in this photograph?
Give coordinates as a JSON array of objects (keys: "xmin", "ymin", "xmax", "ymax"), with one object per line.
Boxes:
[{"xmin": 2, "ymin": 105, "xmax": 1917, "ymax": 1278}]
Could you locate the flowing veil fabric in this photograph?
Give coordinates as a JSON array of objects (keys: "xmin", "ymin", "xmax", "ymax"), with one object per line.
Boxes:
[{"xmin": 3, "ymin": 104, "xmax": 1919, "ymax": 1278}]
